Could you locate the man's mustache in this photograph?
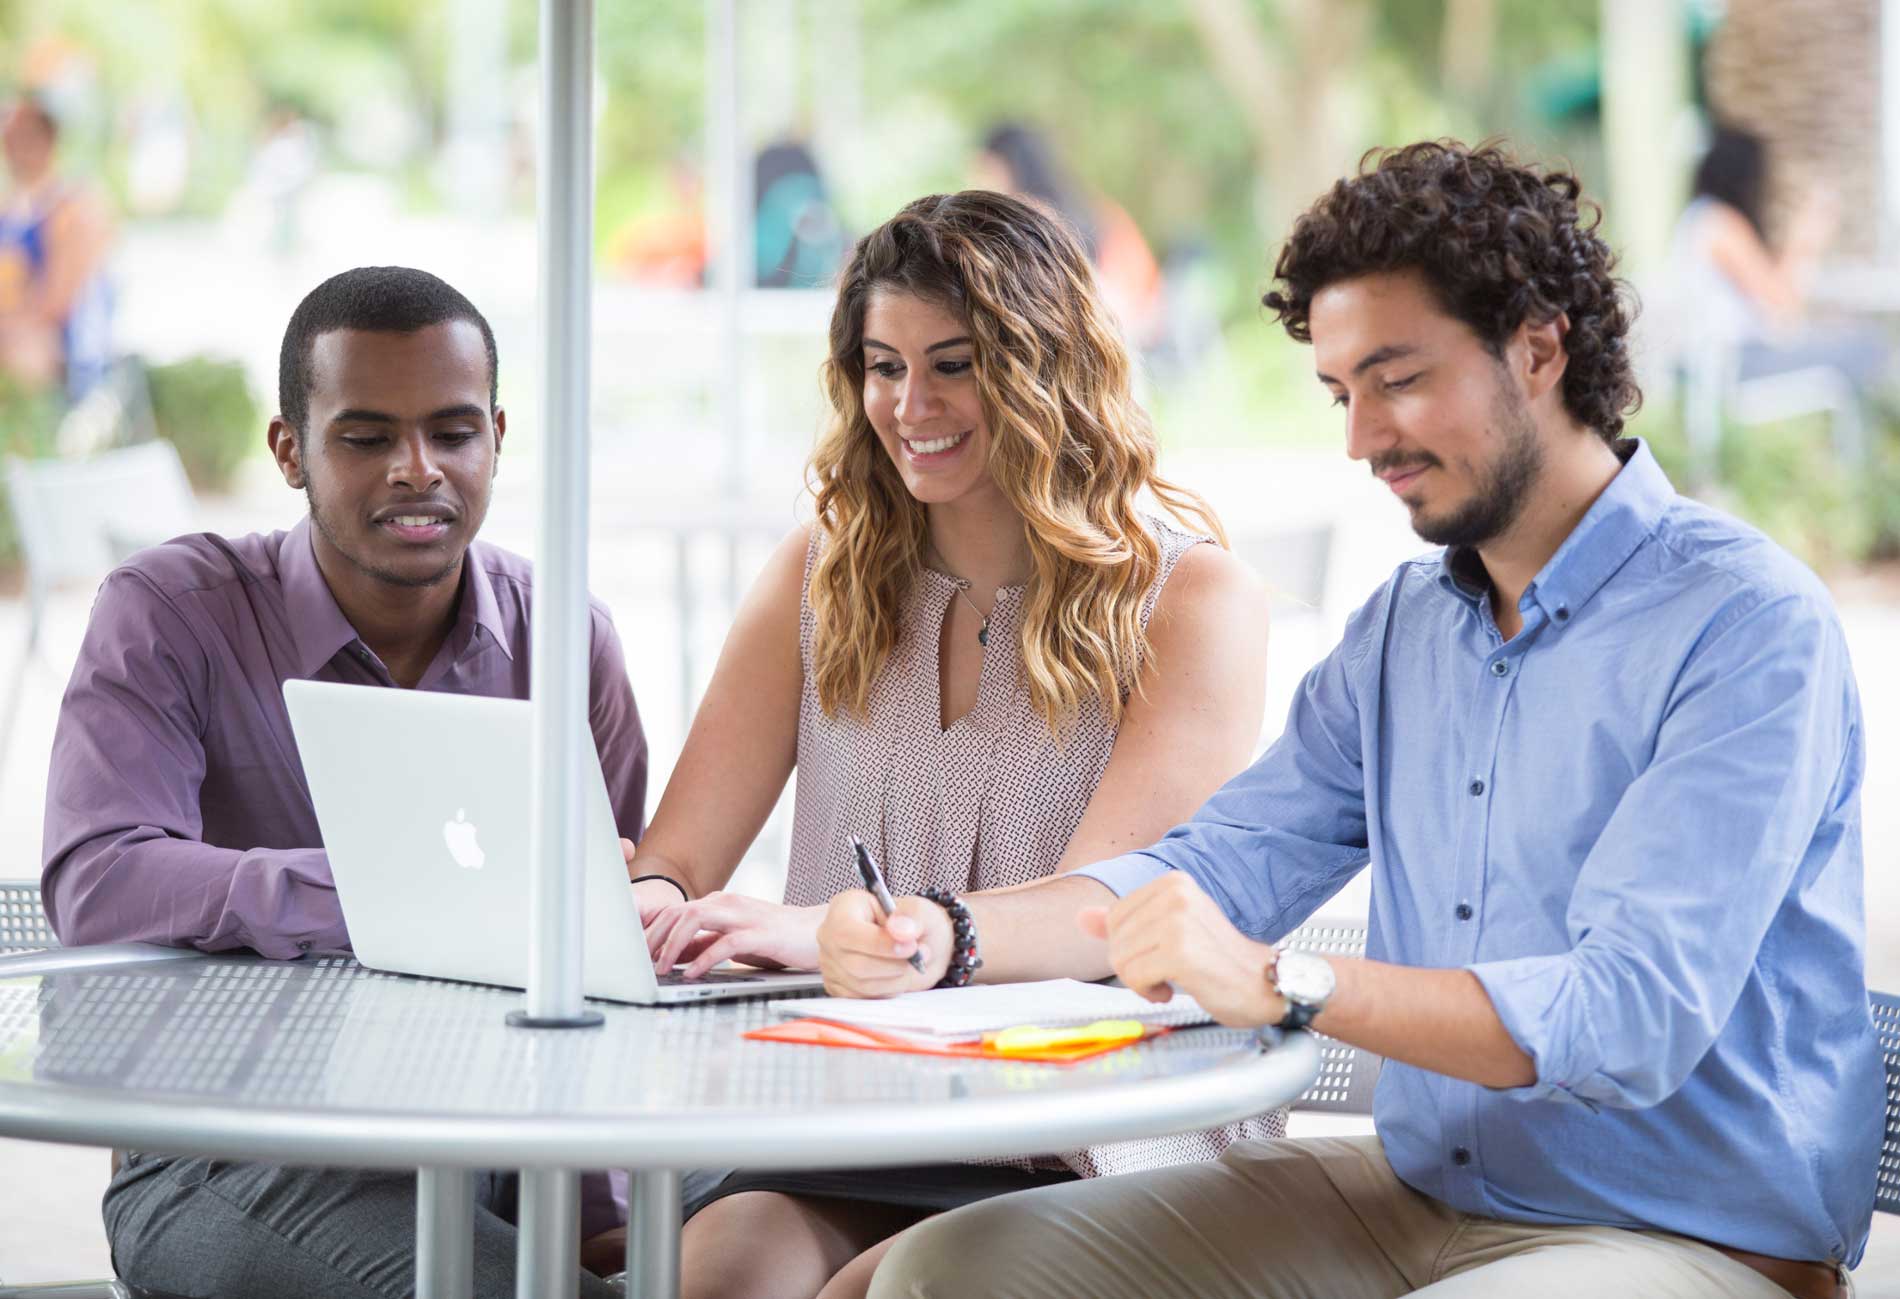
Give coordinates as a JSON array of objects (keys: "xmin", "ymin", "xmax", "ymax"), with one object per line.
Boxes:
[{"xmin": 1369, "ymin": 452, "xmax": 1441, "ymax": 478}]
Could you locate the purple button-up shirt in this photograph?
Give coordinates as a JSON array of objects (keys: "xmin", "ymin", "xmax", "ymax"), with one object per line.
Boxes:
[{"xmin": 42, "ymin": 518, "xmax": 648, "ymax": 1234}]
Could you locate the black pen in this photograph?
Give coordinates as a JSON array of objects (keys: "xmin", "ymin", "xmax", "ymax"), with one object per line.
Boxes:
[{"xmin": 851, "ymin": 834, "xmax": 926, "ymax": 973}]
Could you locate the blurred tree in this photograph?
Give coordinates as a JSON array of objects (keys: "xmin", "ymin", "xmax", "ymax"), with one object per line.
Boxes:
[
  {"xmin": 1705, "ymin": 0, "xmax": 1881, "ymax": 258},
  {"xmin": 2, "ymin": 0, "xmax": 1609, "ymax": 319},
  {"xmin": 1182, "ymin": 0, "xmax": 1371, "ymax": 247}
]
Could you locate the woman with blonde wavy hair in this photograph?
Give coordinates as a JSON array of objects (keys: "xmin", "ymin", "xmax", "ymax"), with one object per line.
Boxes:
[{"xmin": 622, "ymin": 190, "xmax": 1277, "ymax": 1299}]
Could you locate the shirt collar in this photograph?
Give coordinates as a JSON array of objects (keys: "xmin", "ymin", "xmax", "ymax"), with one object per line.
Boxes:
[
  {"xmin": 455, "ymin": 543, "xmax": 514, "ymax": 663},
  {"xmin": 1436, "ymin": 437, "xmax": 1673, "ymax": 624},
  {"xmin": 277, "ymin": 518, "xmax": 515, "ymax": 676},
  {"xmin": 278, "ymin": 517, "xmax": 363, "ymax": 678}
]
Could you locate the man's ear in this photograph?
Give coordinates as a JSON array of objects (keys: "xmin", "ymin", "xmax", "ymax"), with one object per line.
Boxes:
[
  {"xmin": 267, "ymin": 417, "xmax": 306, "ymax": 490},
  {"xmin": 491, "ymin": 406, "xmax": 506, "ymax": 475},
  {"xmin": 1517, "ymin": 312, "xmax": 1570, "ymax": 405}
]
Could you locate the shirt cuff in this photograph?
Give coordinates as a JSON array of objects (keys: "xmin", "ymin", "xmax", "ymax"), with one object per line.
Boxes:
[
  {"xmin": 1466, "ymin": 953, "xmax": 1601, "ymax": 1109},
  {"xmin": 1072, "ymin": 852, "xmax": 1174, "ymax": 899}
]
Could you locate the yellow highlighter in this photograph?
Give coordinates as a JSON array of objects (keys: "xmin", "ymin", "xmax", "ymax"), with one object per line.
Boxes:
[{"xmin": 984, "ymin": 1019, "xmax": 1148, "ymax": 1056}]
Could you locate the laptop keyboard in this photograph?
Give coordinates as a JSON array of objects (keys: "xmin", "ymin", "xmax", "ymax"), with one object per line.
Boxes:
[{"xmin": 657, "ymin": 970, "xmax": 766, "ymax": 985}]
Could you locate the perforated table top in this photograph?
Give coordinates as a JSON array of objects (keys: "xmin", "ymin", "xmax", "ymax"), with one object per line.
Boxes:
[{"xmin": 0, "ymin": 951, "xmax": 1318, "ymax": 1173}]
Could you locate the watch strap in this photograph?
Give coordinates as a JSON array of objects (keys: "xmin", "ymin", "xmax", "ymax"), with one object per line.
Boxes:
[{"xmin": 1275, "ymin": 1000, "xmax": 1321, "ymax": 1031}]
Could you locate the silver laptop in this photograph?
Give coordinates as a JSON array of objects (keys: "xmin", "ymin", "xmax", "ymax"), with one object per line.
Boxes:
[{"xmin": 283, "ymin": 678, "xmax": 826, "ymax": 1004}]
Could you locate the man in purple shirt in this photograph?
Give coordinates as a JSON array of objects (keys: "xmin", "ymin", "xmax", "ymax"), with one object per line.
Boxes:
[{"xmin": 43, "ymin": 266, "xmax": 646, "ymax": 1299}]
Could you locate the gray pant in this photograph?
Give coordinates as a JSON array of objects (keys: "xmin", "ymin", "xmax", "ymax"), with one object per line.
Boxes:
[{"xmin": 103, "ymin": 1153, "xmax": 623, "ymax": 1299}]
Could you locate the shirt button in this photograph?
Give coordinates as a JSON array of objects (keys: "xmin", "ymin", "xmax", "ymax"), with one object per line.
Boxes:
[
  {"xmin": 1455, "ymin": 903, "xmax": 1473, "ymax": 921},
  {"xmin": 1554, "ymin": 605, "xmax": 1571, "ymax": 622},
  {"xmin": 1468, "ymin": 778, "xmax": 1486, "ymax": 797},
  {"xmin": 1490, "ymin": 659, "xmax": 1510, "ymax": 677},
  {"xmin": 1452, "ymin": 1146, "xmax": 1472, "ymax": 1167}
]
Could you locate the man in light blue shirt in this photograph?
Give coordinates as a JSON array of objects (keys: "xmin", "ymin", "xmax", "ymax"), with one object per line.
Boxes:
[{"xmin": 819, "ymin": 142, "xmax": 1878, "ymax": 1299}]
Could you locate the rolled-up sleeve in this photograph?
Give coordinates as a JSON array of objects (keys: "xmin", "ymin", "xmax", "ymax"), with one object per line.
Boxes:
[
  {"xmin": 1075, "ymin": 585, "xmax": 1381, "ymax": 936},
  {"xmin": 1469, "ymin": 589, "xmax": 1855, "ymax": 1109},
  {"xmin": 42, "ymin": 570, "xmax": 348, "ymax": 957},
  {"xmin": 1073, "ymin": 850, "xmax": 1173, "ymax": 898}
]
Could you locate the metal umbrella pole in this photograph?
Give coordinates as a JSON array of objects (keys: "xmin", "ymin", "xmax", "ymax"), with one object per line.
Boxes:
[
  {"xmin": 512, "ymin": 0, "xmax": 601, "ymax": 1036},
  {"xmin": 510, "ymin": 0, "xmax": 600, "ymax": 1296}
]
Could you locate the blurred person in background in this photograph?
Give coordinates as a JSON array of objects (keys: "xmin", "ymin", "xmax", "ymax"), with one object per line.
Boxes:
[
  {"xmin": 0, "ymin": 90, "xmax": 112, "ymax": 400},
  {"xmin": 622, "ymin": 189, "xmax": 1275, "ymax": 1299},
  {"xmin": 609, "ymin": 155, "xmax": 710, "ymax": 287},
  {"xmin": 1663, "ymin": 124, "xmax": 1886, "ymax": 394},
  {"xmin": 974, "ymin": 121, "xmax": 1165, "ymax": 353},
  {"xmin": 244, "ymin": 103, "xmax": 320, "ymax": 258},
  {"xmin": 755, "ymin": 136, "xmax": 848, "ymax": 288}
]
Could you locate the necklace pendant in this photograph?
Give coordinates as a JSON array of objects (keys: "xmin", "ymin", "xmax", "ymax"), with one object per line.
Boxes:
[{"xmin": 977, "ymin": 621, "xmax": 989, "ymax": 647}]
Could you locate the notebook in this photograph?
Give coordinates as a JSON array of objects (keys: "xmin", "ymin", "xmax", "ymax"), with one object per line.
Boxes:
[{"xmin": 768, "ymin": 979, "xmax": 1215, "ymax": 1042}]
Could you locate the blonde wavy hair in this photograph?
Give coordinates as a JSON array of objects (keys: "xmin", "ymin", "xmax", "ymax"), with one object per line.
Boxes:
[{"xmin": 807, "ymin": 190, "xmax": 1226, "ymax": 736}]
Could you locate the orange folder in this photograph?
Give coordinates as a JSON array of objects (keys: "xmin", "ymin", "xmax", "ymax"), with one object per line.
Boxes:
[{"xmin": 745, "ymin": 1017, "xmax": 1167, "ymax": 1064}]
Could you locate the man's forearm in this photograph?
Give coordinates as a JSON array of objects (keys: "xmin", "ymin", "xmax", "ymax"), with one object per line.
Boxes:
[
  {"xmin": 966, "ymin": 875, "xmax": 1120, "ymax": 984},
  {"xmin": 1316, "ymin": 958, "xmax": 1535, "ymax": 1089},
  {"xmin": 45, "ymin": 834, "xmax": 344, "ymax": 958}
]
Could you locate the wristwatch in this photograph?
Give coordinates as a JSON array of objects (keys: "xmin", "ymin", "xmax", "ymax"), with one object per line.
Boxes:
[{"xmin": 1269, "ymin": 949, "xmax": 1335, "ymax": 1030}]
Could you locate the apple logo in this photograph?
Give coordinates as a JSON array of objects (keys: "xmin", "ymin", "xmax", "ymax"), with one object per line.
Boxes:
[{"xmin": 443, "ymin": 809, "xmax": 485, "ymax": 870}]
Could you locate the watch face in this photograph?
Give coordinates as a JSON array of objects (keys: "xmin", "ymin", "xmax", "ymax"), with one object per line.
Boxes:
[{"xmin": 1275, "ymin": 951, "xmax": 1336, "ymax": 1006}]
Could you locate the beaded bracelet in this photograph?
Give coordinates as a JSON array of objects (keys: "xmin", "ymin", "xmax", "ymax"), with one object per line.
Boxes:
[{"xmin": 917, "ymin": 887, "xmax": 982, "ymax": 988}]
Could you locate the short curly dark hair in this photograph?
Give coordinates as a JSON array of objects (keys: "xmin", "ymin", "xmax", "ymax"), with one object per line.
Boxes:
[{"xmin": 1263, "ymin": 139, "xmax": 1639, "ymax": 442}]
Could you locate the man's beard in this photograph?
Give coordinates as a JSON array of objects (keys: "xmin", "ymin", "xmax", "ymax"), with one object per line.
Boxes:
[
  {"xmin": 306, "ymin": 481, "xmax": 462, "ymax": 589},
  {"xmin": 1393, "ymin": 382, "xmax": 1544, "ymax": 549}
]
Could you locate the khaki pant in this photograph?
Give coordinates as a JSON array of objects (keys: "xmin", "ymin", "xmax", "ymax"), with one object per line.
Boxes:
[{"xmin": 868, "ymin": 1136, "xmax": 1846, "ymax": 1299}]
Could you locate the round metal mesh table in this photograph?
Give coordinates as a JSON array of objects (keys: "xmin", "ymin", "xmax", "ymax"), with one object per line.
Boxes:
[{"xmin": 0, "ymin": 949, "xmax": 1319, "ymax": 1298}]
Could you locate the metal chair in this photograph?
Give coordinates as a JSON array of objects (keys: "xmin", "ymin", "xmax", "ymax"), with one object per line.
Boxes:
[
  {"xmin": 0, "ymin": 878, "xmax": 59, "ymax": 954},
  {"xmin": 1874, "ymin": 990, "xmax": 1900, "ymax": 1217},
  {"xmin": 1679, "ymin": 333, "xmax": 1867, "ymax": 491},
  {"xmin": 1280, "ymin": 917, "xmax": 1381, "ymax": 1115},
  {"xmin": 0, "ymin": 883, "xmax": 175, "ymax": 1299},
  {"xmin": 0, "ymin": 441, "xmax": 197, "ymax": 788},
  {"xmin": 1229, "ymin": 521, "xmax": 1335, "ymax": 623}
]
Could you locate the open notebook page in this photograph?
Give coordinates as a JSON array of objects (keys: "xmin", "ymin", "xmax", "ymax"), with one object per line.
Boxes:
[{"xmin": 768, "ymin": 979, "xmax": 1214, "ymax": 1042}]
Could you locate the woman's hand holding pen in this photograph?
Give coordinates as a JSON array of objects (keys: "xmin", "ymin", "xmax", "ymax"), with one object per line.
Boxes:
[
  {"xmin": 644, "ymin": 894, "xmax": 828, "ymax": 980},
  {"xmin": 816, "ymin": 891, "xmax": 951, "ymax": 997}
]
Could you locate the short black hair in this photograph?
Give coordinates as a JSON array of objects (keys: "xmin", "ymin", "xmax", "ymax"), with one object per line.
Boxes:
[
  {"xmin": 278, "ymin": 266, "xmax": 499, "ymax": 435},
  {"xmin": 1264, "ymin": 139, "xmax": 1639, "ymax": 444}
]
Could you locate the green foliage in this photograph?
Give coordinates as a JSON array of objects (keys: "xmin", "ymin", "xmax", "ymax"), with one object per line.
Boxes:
[
  {"xmin": 146, "ymin": 357, "xmax": 262, "ymax": 492},
  {"xmin": 9, "ymin": 0, "xmax": 1613, "ymax": 306},
  {"xmin": 1633, "ymin": 400, "xmax": 1900, "ymax": 572}
]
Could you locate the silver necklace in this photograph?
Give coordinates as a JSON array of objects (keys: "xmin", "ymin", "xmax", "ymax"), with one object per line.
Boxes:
[
  {"xmin": 953, "ymin": 584, "xmax": 991, "ymax": 647},
  {"xmin": 929, "ymin": 548, "xmax": 992, "ymax": 646}
]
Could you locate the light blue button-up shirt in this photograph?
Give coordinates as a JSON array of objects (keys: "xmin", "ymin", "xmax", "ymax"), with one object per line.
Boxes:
[{"xmin": 1079, "ymin": 441, "xmax": 1881, "ymax": 1265}]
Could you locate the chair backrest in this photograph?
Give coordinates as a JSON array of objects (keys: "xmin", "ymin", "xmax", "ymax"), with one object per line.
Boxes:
[
  {"xmin": 1875, "ymin": 989, "xmax": 1899, "ymax": 1216},
  {"xmin": 1281, "ymin": 916, "xmax": 1381, "ymax": 1114},
  {"xmin": 0, "ymin": 878, "xmax": 57, "ymax": 953},
  {"xmin": 1229, "ymin": 522, "xmax": 1334, "ymax": 616},
  {"xmin": 6, "ymin": 441, "xmax": 196, "ymax": 605}
]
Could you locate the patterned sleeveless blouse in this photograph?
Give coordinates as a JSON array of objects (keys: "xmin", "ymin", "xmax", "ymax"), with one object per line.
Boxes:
[{"xmin": 784, "ymin": 515, "xmax": 1287, "ymax": 1178}]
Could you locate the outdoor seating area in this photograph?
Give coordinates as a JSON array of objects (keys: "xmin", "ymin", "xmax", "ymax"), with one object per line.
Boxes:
[{"xmin": 3, "ymin": 2, "xmax": 1900, "ymax": 1297}]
